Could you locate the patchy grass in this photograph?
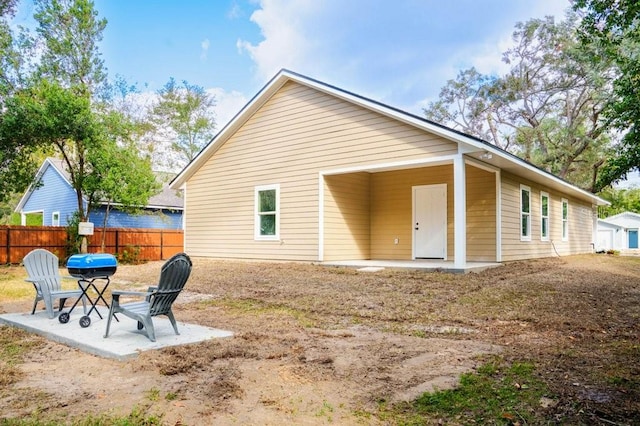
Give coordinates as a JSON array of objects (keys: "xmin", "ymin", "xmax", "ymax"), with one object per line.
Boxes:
[
  {"xmin": 393, "ymin": 358, "xmax": 551, "ymax": 425},
  {"xmin": 0, "ymin": 266, "xmax": 31, "ymax": 302},
  {"xmin": 0, "ymin": 266, "xmax": 82, "ymax": 303},
  {"xmin": 1, "ymin": 254, "xmax": 639, "ymax": 424},
  {"xmin": 202, "ymin": 297, "xmax": 317, "ymax": 327}
]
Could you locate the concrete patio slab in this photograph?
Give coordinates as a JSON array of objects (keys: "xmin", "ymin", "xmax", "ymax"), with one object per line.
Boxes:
[
  {"xmin": 0, "ymin": 307, "xmax": 233, "ymax": 361},
  {"xmin": 325, "ymin": 259, "xmax": 501, "ymax": 274}
]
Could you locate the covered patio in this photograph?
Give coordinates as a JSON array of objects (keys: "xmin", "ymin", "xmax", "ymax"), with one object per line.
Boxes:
[{"xmin": 321, "ymin": 154, "xmax": 500, "ymax": 268}]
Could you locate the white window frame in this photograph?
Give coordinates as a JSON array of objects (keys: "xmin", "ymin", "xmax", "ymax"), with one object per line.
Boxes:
[
  {"xmin": 254, "ymin": 184, "xmax": 280, "ymax": 241},
  {"xmin": 562, "ymin": 198, "xmax": 569, "ymax": 241},
  {"xmin": 520, "ymin": 185, "xmax": 531, "ymax": 241},
  {"xmin": 540, "ymin": 192, "xmax": 549, "ymax": 241},
  {"xmin": 51, "ymin": 211, "xmax": 60, "ymax": 227}
]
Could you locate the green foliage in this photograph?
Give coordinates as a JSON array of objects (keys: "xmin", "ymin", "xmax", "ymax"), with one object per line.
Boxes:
[
  {"xmin": 34, "ymin": 0, "xmax": 107, "ymax": 95},
  {"xmin": 0, "ymin": 407, "xmax": 164, "ymax": 426},
  {"xmin": 597, "ymin": 187, "xmax": 640, "ymax": 217},
  {"xmin": 150, "ymin": 78, "xmax": 216, "ymax": 168},
  {"xmin": 574, "ymin": 0, "xmax": 640, "ymax": 190},
  {"xmin": 424, "ymin": 14, "xmax": 614, "ymax": 191},
  {"xmin": 65, "ymin": 211, "xmax": 82, "ymax": 255},
  {"xmin": 403, "ymin": 359, "xmax": 550, "ymax": 425},
  {"xmin": 116, "ymin": 245, "xmax": 141, "ymax": 264}
]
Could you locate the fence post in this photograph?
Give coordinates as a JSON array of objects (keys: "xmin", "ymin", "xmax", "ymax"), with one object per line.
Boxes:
[
  {"xmin": 115, "ymin": 229, "xmax": 119, "ymax": 255},
  {"xmin": 6, "ymin": 227, "xmax": 10, "ymax": 264},
  {"xmin": 160, "ymin": 230, "xmax": 164, "ymax": 260}
]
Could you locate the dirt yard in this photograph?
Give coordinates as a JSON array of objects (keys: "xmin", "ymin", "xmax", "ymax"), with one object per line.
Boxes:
[{"xmin": 1, "ymin": 254, "xmax": 639, "ymax": 425}]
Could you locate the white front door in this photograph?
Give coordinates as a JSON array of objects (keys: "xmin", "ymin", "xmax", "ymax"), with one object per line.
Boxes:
[{"xmin": 413, "ymin": 184, "xmax": 447, "ymax": 259}]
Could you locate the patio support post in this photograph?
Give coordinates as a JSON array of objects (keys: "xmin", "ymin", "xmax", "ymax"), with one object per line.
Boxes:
[{"xmin": 453, "ymin": 154, "xmax": 467, "ymax": 268}]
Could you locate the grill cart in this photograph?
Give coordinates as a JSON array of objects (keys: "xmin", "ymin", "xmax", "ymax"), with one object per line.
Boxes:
[{"xmin": 61, "ymin": 254, "xmax": 118, "ymax": 328}]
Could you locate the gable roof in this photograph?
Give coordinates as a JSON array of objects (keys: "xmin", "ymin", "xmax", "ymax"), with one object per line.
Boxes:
[
  {"xmin": 16, "ymin": 157, "xmax": 183, "ymax": 212},
  {"xmin": 170, "ymin": 69, "xmax": 607, "ymax": 206},
  {"xmin": 604, "ymin": 211, "xmax": 640, "ymax": 222}
]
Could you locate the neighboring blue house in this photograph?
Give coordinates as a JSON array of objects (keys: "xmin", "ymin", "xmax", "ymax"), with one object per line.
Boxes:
[{"xmin": 15, "ymin": 158, "xmax": 183, "ymax": 229}]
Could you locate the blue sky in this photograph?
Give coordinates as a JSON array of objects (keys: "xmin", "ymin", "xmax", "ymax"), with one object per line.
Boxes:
[{"xmin": 15, "ymin": 0, "xmax": 572, "ymax": 128}]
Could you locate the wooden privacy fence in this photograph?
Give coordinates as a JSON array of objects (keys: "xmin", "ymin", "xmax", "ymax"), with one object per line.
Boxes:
[{"xmin": 0, "ymin": 225, "xmax": 184, "ymax": 264}]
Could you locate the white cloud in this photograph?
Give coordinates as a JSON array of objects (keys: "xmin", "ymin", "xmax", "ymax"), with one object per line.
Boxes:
[
  {"xmin": 237, "ymin": 0, "xmax": 321, "ymax": 82},
  {"xmin": 200, "ymin": 38, "xmax": 210, "ymax": 61},
  {"xmin": 237, "ymin": 0, "xmax": 573, "ymax": 113},
  {"xmin": 206, "ymin": 87, "xmax": 248, "ymax": 130}
]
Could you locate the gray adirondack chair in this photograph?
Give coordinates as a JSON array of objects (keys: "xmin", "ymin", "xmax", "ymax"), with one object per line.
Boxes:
[
  {"xmin": 104, "ymin": 253, "xmax": 192, "ymax": 342},
  {"xmin": 23, "ymin": 249, "xmax": 86, "ymax": 319}
]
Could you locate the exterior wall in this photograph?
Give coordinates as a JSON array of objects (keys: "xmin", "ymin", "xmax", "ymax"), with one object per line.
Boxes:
[
  {"xmin": 370, "ymin": 165, "xmax": 453, "ymax": 260},
  {"xmin": 596, "ymin": 221, "xmax": 625, "ymax": 251},
  {"xmin": 184, "ymin": 80, "xmax": 458, "ymax": 261},
  {"xmin": 22, "ymin": 165, "xmax": 77, "ymax": 226},
  {"xmin": 89, "ymin": 208, "xmax": 183, "ymax": 230},
  {"xmin": 466, "ymin": 165, "xmax": 497, "ymax": 261},
  {"xmin": 501, "ymin": 171, "xmax": 595, "ymax": 261},
  {"xmin": 323, "ymin": 173, "xmax": 370, "ymax": 261},
  {"xmin": 605, "ymin": 213, "xmax": 640, "ymax": 229}
]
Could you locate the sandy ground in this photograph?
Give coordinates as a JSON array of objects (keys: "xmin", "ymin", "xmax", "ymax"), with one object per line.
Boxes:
[{"xmin": 1, "ymin": 254, "xmax": 639, "ymax": 424}]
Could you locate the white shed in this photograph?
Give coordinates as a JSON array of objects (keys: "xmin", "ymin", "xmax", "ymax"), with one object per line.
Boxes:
[
  {"xmin": 596, "ymin": 219, "xmax": 626, "ymax": 251},
  {"xmin": 598, "ymin": 212, "xmax": 640, "ymax": 250}
]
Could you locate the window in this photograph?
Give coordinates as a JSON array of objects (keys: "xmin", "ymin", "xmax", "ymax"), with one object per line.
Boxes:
[
  {"xmin": 255, "ymin": 184, "xmax": 280, "ymax": 240},
  {"xmin": 52, "ymin": 211, "xmax": 60, "ymax": 227},
  {"xmin": 562, "ymin": 198, "xmax": 569, "ymax": 241},
  {"xmin": 520, "ymin": 185, "xmax": 531, "ymax": 241},
  {"xmin": 540, "ymin": 192, "xmax": 549, "ymax": 241}
]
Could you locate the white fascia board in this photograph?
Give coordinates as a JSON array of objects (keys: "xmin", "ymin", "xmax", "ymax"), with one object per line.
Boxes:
[
  {"xmin": 169, "ymin": 69, "xmax": 608, "ymax": 208},
  {"xmin": 170, "ymin": 72, "xmax": 292, "ymax": 190},
  {"xmin": 15, "ymin": 159, "xmax": 74, "ymax": 212}
]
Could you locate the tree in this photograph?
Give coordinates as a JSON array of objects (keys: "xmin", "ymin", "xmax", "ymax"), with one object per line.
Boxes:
[
  {"xmin": 0, "ymin": 81, "xmax": 93, "ymax": 208},
  {"xmin": 573, "ymin": 0, "xmax": 640, "ymax": 190},
  {"xmin": 424, "ymin": 15, "xmax": 614, "ymax": 191},
  {"xmin": 34, "ymin": 0, "xmax": 107, "ymax": 95},
  {"xmin": 0, "ymin": 0, "xmax": 39, "ymax": 205},
  {"xmin": 83, "ymin": 135, "xmax": 159, "ymax": 250},
  {"xmin": 597, "ymin": 187, "xmax": 640, "ymax": 218},
  {"xmin": 150, "ymin": 78, "xmax": 216, "ymax": 169},
  {"xmin": 31, "ymin": 0, "xmax": 157, "ymax": 225},
  {"xmin": 0, "ymin": 0, "xmax": 161, "ymax": 234}
]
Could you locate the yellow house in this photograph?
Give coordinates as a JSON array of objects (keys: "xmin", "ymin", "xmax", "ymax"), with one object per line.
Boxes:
[{"xmin": 170, "ymin": 70, "xmax": 608, "ymax": 270}]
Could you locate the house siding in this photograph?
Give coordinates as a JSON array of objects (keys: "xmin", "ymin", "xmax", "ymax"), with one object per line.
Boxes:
[
  {"xmin": 322, "ymin": 163, "xmax": 496, "ymax": 262},
  {"xmin": 22, "ymin": 165, "xmax": 77, "ymax": 226},
  {"xmin": 370, "ymin": 165, "xmax": 454, "ymax": 260},
  {"xmin": 89, "ymin": 208, "xmax": 183, "ymax": 229},
  {"xmin": 323, "ymin": 173, "xmax": 370, "ymax": 261},
  {"xmin": 466, "ymin": 165, "xmax": 497, "ymax": 262},
  {"xmin": 184, "ymin": 80, "xmax": 459, "ymax": 260},
  {"xmin": 501, "ymin": 172, "xmax": 595, "ymax": 261}
]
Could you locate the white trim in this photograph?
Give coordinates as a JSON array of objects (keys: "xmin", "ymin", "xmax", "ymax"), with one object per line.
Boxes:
[
  {"xmin": 51, "ymin": 211, "xmax": 60, "ymax": 227},
  {"xmin": 21, "ymin": 210, "xmax": 44, "ymax": 226},
  {"xmin": 169, "ymin": 69, "xmax": 608, "ymax": 208},
  {"xmin": 321, "ymin": 155, "xmax": 456, "ymax": 176},
  {"xmin": 254, "ymin": 184, "xmax": 280, "ymax": 241},
  {"xmin": 496, "ymin": 170, "xmax": 502, "ymax": 262},
  {"xmin": 453, "ymin": 155, "xmax": 466, "ymax": 268},
  {"xmin": 318, "ymin": 174, "xmax": 325, "ymax": 262},
  {"xmin": 540, "ymin": 191, "xmax": 550, "ymax": 241},
  {"xmin": 466, "ymin": 156, "xmax": 501, "ymax": 262},
  {"xmin": 412, "ymin": 184, "xmax": 448, "ymax": 260},
  {"xmin": 14, "ymin": 159, "xmax": 73, "ymax": 213},
  {"xmin": 562, "ymin": 198, "xmax": 569, "ymax": 241},
  {"xmin": 520, "ymin": 185, "xmax": 531, "ymax": 241},
  {"xmin": 464, "ymin": 157, "xmax": 500, "ymax": 174}
]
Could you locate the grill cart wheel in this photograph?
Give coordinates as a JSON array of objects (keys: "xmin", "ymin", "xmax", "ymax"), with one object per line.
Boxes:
[
  {"xmin": 79, "ymin": 315, "xmax": 91, "ymax": 328},
  {"xmin": 58, "ymin": 312, "xmax": 70, "ymax": 324}
]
